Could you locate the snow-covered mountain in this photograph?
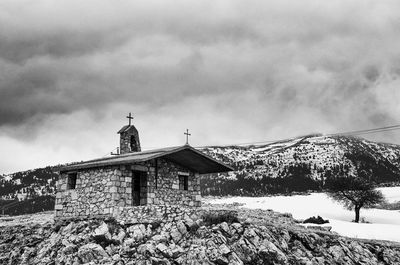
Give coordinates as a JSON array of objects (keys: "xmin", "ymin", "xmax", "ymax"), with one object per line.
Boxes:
[
  {"xmin": 0, "ymin": 167, "xmax": 57, "ymax": 200},
  {"xmin": 201, "ymin": 134, "xmax": 400, "ymax": 195},
  {"xmin": 2, "ymin": 134, "xmax": 400, "ymax": 201}
]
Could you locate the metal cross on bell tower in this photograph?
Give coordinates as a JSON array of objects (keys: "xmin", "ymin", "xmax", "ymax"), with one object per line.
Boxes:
[
  {"xmin": 126, "ymin": 112, "xmax": 134, "ymax": 126},
  {"xmin": 184, "ymin": 129, "xmax": 191, "ymax": 145}
]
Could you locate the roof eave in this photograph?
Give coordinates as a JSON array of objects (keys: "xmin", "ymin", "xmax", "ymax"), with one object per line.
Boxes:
[{"xmin": 58, "ymin": 145, "xmax": 234, "ymax": 174}]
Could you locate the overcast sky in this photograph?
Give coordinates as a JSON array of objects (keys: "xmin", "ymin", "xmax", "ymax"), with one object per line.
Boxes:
[{"xmin": 1, "ymin": 0, "xmax": 400, "ymax": 173}]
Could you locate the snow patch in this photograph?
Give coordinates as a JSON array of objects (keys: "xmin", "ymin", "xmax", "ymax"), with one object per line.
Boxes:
[{"xmin": 209, "ymin": 187, "xmax": 400, "ymax": 242}]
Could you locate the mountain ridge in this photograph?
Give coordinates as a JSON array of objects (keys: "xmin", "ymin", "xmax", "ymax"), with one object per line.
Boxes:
[
  {"xmin": 200, "ymin": 134, "xmax": 400, "ymax": 195},
  {"xmin": 2, "ymin": 134, "xmax": 400, "ymax": 208}
]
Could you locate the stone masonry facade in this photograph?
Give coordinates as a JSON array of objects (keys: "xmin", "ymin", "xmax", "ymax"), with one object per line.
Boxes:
[
  {"xmin": 119, "ymin": 126, "xmax": 141, "ymax": 154},
  {"xmin": 55, "ymin": 158, "xmax": 201, "ymax": 220}
]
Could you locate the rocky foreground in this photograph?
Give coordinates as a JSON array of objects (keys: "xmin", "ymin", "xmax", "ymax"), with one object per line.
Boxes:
[{"xmin": 1, "ymin": 206, "xmax": 400, "ymax": 265}]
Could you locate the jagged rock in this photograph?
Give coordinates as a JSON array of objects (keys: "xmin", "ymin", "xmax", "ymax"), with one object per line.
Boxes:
[
  {"xmin": 112, "ymin": 253, "xmax": 121, "ymax": 261},
  {"xmin": 228, "ymin": 252, "xmax": 244, "ymax": 265},
  {"xmin": 69, "ymin": 234, "xmax": 85, "ymax": 244},
  {"xmin": 128, "ymin": 224, "xmax": 146, "ymax": 242},
  {"xmin": 259, "ymin": 241, "xmax": 288, "ymax": 265},
  {"xmin": 170, "ymin": 245, "xmax": 184, "ymax": 258},
  {"xmin": 150, "ymin": 257, "xmax": 171, "ymax": 265},
  {"xmin": 49, "ymin": 232, "xmax": 62, "ymax": 247},
  {"xmin": 137, "ymin": 243, "xmax": 156, "ymax": 256},
  {"xmin": 170, "ymin": 227, "xmax": 182, "ymax": 243},
  {"xmin": 112, "ymin": 229, "xmax": 126, "ymax": 243},
  {"xmin": 152, "ymin": 234, "xmax": 167, "ymax": 242},
  {"xmin": 219, "ymin": 244, "xmax": 231, "ymax": 255},
  {"xmin": 230, "ymin": 223, "xmax": 243, "ymax": 235},
  {"xmin": 279, "ymin": 230, "xmax": 290, "ymax": 251},
  {"xmin": 62, "ymin": 244, "xmax": 77, "ymax": 255},
  {"xmin": 219, "ymin": 222, "xmax": 230, "ymax": 235},
  {"xmin": 213, "ymin": 233, "xmax": 227, "ymax": 245},
  {"xmin": 105, "ymin": 244, "xmax": 119, "ymax": 256},
  {"xmin": 77, "ymin": 243, "xmax": 109, "ymax": 263},
  {"xmin": 2, "ymin": 208, "xmax": 400, "ymax": 265},
  {"xmin": 196, "ymin": 226, "xmax": 210, "ymax": 238},
  {"xmin": 163, "ymin": 222, "xmax": 172, "ymax": 231},
  {"xmin": 195, "ymin": 219, "xmax": 203, "ymax": 228},
  {"xmin": 293, "ymin": 232, "xmax": 324, "ymax": 252},
  {"xmin": 94, "ymin": 222, "xmax": 111, "ymax": 240},
  {"xmin": 124, "ymin": 238, "xmax": 136, "ymax": 247},
  {"xmin": 156, "ymin": 243, "xmax": 173, "ymax": 258},
  {"xmin": 214, "ymin": 255, "xmax": 229, "ymax": 265},
  {"xmin": 20, "ymin": 247, "xmax": 35, "ymax": 264},
  {"xmin": 35, "ymin": 232, "xmax": 60, "ymax": 259},
  {"xmin": 176, "ymin": 221, "xmax": 187, "ymax": 236},
  {"xmin": 61, "ymin": 222, "xmax": 75, "ymax": 235},
  {"xmin": 183, "ymin": 216, "xmax": 196, "ymax": 229}
]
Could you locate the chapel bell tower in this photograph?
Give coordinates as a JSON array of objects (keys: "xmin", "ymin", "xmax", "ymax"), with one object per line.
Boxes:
[{"xmin": 117, "ymin": 113, "xmax": 141, "ymax": 154}]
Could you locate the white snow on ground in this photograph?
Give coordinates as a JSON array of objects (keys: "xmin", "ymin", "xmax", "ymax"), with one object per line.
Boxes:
[
  {"xmin": 377, "ymin": 186, "xmax": 400, "ymax": 203},
  {"xmin": 208, "ymin": 187, "xmax": 400, "ymax": 242}
]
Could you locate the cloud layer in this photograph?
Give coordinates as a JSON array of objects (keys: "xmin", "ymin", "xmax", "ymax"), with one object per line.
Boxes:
[{"xmin": 1, "ymin": 0, "xmax": 400, "ymax": 172}]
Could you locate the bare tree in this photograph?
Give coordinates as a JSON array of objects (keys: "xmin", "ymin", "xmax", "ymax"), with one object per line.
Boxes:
[{"xmin": 326, "ymin": 172, "xmax": 385, "ymax": 223}]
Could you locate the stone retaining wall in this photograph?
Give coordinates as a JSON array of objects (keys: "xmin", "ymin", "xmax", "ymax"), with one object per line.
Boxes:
[{"xmin": 114, "ymin": 205, "xmax": 200, "ymax": 224}]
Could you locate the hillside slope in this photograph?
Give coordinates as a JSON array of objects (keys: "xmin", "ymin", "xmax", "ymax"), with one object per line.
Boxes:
[
  {"xmin": 2, "ymin": 135, "xmax": 400, "ymax": 203},
  {"xmin": 0, "ymin": 167, "xmax": 56, "ymax": 200},
  {"xmin": 201, "ymin": 135, "xmax": 400, "ymax": 195}
]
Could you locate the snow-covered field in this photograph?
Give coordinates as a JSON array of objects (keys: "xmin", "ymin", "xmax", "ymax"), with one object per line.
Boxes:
[{"xmin": 209, "ymin": 187, "xmax": 400, "ymax": 243}]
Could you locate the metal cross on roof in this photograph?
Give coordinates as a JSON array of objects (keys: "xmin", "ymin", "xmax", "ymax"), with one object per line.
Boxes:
[
  {"xmin": 126, "ymin": 112, "xmax": 134, "ymax": 126},
  {"xmin": 184, "ymin": 129, "xmax": 191, "ymax": 145}
]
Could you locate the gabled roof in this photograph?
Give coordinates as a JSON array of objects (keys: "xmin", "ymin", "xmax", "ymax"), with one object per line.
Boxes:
[
  {"xmin": 117, "ymin": 125, "xmax": 138, "ymax": 134},
  {"xmin": 58, "ymin": 145, "xmax": 233, "ymax": 174}
]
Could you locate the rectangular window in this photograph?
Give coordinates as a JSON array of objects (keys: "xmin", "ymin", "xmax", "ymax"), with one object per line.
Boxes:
[
  {"xmin": 67, "ymin": 173, "xmax": 77, "ymax": 190},
  {"xmin": 178, "ymin": 175, "xmax": 188, "ymax": 191}
]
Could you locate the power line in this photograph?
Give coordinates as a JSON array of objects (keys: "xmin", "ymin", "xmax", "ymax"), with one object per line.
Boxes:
[
  {"xmin": 332, "ymin": 127, "xmax": 400, "ymax": 137},
  {"xmin": 194, "ymin": 137, "xmax": 299, "ymax": 149},
  {"xmin": 326, "ymin": 124, "xmax": 400, "ymax": 137},
  {"xmin": 196, "ymin": 124, "xmax": 400, "ymax": 149}
]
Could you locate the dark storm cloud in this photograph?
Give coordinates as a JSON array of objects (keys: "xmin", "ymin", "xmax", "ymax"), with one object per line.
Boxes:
[{"xmin": 1, "ymin": 0, "xmax": 400, "ymax": 137}]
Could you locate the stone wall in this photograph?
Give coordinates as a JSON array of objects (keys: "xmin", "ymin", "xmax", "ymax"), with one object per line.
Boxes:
[
  {"xmin": 55, "ymin": 167, "xmax": 125, "ymax": 218},
  {"xmin": 118, "ymin": 162, "xmax": 150, "ymax": 207},
  {"xmin": 113, "ymin": 158, "xmax": 201, "ymax": 208},
  {"xmin": 115, "ymin": 205, "xmax": 199, "ymax": 224},
  {"xmin": 55, "ymin": 158, "xmax": 202, "ymax": 219},
  {"xmin": 114, "ymin": 205, "xmax": 238, "ymax": 225},
  {"xmin": 119, "ymin": 126, "xmax": 141, "ymax": 154},
  {"xmin": 153, "ymin": 159, "xmax": 201, "ymax": 207}
]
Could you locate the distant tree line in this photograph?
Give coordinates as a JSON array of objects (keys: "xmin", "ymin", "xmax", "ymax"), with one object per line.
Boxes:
[
  {"xmin": 0, "ymin": 166, "xmax": 57, "ymax": 197},
  {"xmin": 0, "ymin": 195, "xmax": 55, "ymax": 216},
  {"xmin": 202, "ymin": 151, "xmax": 400, "ymax": 196},
  {"xmin": 202, "ymin": 162, "xmax": 321, "ymax": 196}
]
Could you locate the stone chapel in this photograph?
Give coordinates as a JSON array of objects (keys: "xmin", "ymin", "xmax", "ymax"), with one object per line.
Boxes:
[{"xmin": 55, "ymin": 116, "xmax": 232, "ymax": 221}]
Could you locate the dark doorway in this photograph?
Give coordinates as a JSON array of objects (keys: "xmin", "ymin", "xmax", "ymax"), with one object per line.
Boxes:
[{"xmin": 132, "ymin": 170, "xmax": 147, "ymax": 206}]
